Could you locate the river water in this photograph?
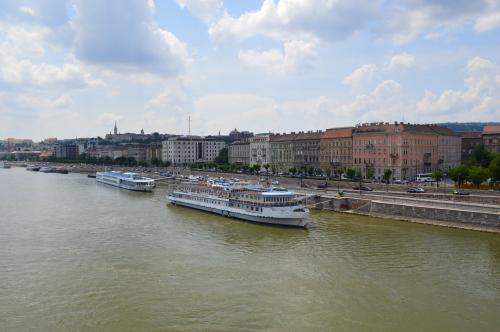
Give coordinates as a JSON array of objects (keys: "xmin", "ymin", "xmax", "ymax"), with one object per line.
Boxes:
[{"xmin": 1, "ymin": 167, "xmax": 499, "ymax": 331}]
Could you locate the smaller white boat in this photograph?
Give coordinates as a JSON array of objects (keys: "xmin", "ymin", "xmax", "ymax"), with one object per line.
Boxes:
[
  {"xmin": 96, "ymin": 171, "xmax": 155, "ymax": 192},
  {"xmin": 0, "ymin": 161, "xmax": 11, "ymax": 169},
  {"xmin": 26, "ymin": 165, "xmax": 40, "ymax": 171},
  {"xmin": 39, "ymin": 166, "xmax": 53, "ymax": 173}
]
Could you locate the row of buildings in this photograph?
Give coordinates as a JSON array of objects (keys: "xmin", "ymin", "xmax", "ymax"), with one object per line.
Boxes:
[
  {"xmin": 3, "ymin": 123, "xmax": 499, "ymax": 180},
  {"xmin": 228, "ymin": 123, "xmax": 500, "ymax": 180}
]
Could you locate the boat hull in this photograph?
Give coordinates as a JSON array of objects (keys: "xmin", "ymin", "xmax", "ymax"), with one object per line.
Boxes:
[
  {"xmin": 167, "ymin": 195, "xmax": 308, "ymax": 227},
  {"xmin": 96, "ymin": 176, "xmax": 153, "ymax": 192}
]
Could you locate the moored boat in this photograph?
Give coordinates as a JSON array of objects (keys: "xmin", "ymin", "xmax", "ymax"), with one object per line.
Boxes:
[
  {"xmin": 39, "ymin": 166, "xmax": 53, "ymax": 173},
  {"xmin": 0, "ymin": 161, "xmax": 11, "ymax": 169},
  {"xmin": 167, "ymin": 180, "xmax": 309, "ymax": 227},
  {"xmin": 96, "ymin": 171, "xmax": 155, "ymax": 192},
  {"xmin": 53, "ymin": 168, "xmax": 69, "ymax": 174},
  {"xmin": 26, "ymin": 165, "xmax": 40, "ymax": 171}
]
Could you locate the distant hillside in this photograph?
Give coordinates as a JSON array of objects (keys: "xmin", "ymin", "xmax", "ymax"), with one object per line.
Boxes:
[{"xmin": 436, "ymin": 122, "xmax": 500, "ymax": 132}]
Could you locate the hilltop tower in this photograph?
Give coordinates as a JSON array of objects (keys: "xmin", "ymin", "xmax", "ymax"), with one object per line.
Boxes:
[{"xmin": 114, "ymin": 121, "xmax": 118, "ymax": 135}]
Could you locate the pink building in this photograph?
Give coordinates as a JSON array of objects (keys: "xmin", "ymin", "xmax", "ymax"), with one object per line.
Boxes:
[{"xmin": 352, "ymin": 122, "xmax": 460, "ymax": 180}]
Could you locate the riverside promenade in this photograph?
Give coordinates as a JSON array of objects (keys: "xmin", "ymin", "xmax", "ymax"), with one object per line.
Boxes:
[{"xmin": 300, "ymin": 189, "xmax": 500, "ymax": 233}]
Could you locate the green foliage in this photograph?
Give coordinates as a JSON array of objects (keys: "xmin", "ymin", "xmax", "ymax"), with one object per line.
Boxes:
[
  {"xmin": 383, "ymin": 169, "xmax": 393, "ymax": 183},
  {"xmin": 251, "ymin": 164, "xmax": 261, "ymax": 173},
  {"xmin": 431, "ymin": 170, "xmax": 443, "ymax": 182},
  {"xmin": 214, "ymin": 147, "xmax": 228, "ymax": 164},
  {"xmin": 366, "ymin": 168, "xmax": 375, "ymax": 179},
  {"xmin": 346, "ymin": 168, "xmax": 356, "ymax": 179},
  {"xmin": 448, "ymin": 164, "xmax": 469, "ymax": 186},
  {"xmin": 289, "ymin": 167, "xmax": 297, "ymax": 175},
  {"xmin": 471, "ymin": 144, "xmax": 493, "ymax": 168},
  {"xmin": 468, "ymin": 166, "xmax": 491, "ymax": 187},
  {"xmin": 489, "ymin": 155, "xmax": 500, "ymax": 182}
]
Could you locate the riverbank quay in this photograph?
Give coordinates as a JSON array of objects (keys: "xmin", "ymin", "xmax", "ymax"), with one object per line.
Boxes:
[{"xmin": 301, "ymin": 191, "xmax": 500, "ymax": 233}]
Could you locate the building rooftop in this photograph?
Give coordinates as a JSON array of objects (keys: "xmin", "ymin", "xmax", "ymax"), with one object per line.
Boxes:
[
  {"xmin": 322, "ymin": 128, "xmax": 353, "ymax": 139},
  {"xmin": 353, "ymin": 123, "xmax": 459, "ymax": 136},
  {"xmin": 458, "ymin": 131, "xmax": 482, "ymax": 139},
  {"xmin": 483, "ymin": 125, "xmax": 500, "ymax": 135}
]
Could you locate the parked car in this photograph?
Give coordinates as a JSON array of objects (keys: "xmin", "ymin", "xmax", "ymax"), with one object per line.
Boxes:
[
  {"xmin": 407, "ymin": 187, "xmax": 426, "ymax": 193},
  {"xmin": 271, "ymin": 180, "xmax": 280, "ymax": 185},
  {"xmin": 352, "ymin": 185, "xmax": 373, "ymax": 191},
  {"xmin": 317, "ymin": 182, "xmax": 328, "ymax": 189},
  {"xmin": 453, "ymin": 189, "xmax": 470, "ymax": 195}
]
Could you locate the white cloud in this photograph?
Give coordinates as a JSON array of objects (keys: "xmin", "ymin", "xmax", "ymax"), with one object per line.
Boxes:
[
  {"xmin": 72, "ymin": 0, "xmax": 191, "ymax": 77},
  {"xmin": 342, "ymin": 64, "xmax": 378, "ymax": 93},
  {"xmin": 0, "ymin": 24, "xmax": 102, "ymax": 89},
  {"xmin": 176, "ymin": 0, "xmax": 224, "ymax": 24},
  {"xmin": 209, "ymin": 0, "xmax": 379, "ymax": 43},
  {"xmin": 416, "ymin": 56, "xmax": 500, "ymax": 120},
  {"xmin": 474, "ymin": 11, "xmax": 500, "ymax": 31},
  {"xmin": 19, "ymin": 6, "xmax": 36, "ymax": 17},
  {"xmin": 97, "ymin": 112, "xmax": 123, "ymax": 127},
  {"xmin": 207, "ymin": 0, "xmax": 379, "ymax": 74},
  {"xmin": 388, "ymin": 0, "xmax": 497, "ymax": 44},
  {"xmin": 238, "ymin": 39, "xmax": 318, "ymax": 75},
  {"xmin": 145, "ymin": 85, "xmax": 187, "ymax": 113},
  {"xmin": 386, "ymin": 52, "xmax": 416, "ymax": 71}
]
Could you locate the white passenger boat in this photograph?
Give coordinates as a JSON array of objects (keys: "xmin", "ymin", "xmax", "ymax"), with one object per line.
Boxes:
[
  {"xmin": 166, "ymin": 181, "xmax": 309, "ymax": 227},
  {"xmin": 0, "ymin": 161, "xmax": 11, "ymax": 169},
  {"xmin": 39, "ymin": 166, "xmax": 53, "ymax": 173},
  {"xmin": 96, "ymin": 171, "xmax": 155, "ymax": 192}
]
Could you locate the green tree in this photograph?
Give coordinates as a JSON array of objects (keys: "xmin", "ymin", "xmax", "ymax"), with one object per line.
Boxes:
[
  {"xmin": 471, "ymin": 144, "xmax": 493, "ymax": 168},
  {"xmin": 432, "ymin": 170, "xmax": 443, "ymax": 187},
  {"xmin": 325, "ymin": 168, "xmax": 331, "ymax": 179},
  {"xmin": 346, "ymin": 168, "xmax": 356, "ymax": 179},
  {"xmin": 214, "ymin": 147, "xmax": 228, "ymax": 164},
  {"xmin": 366, "ymin": 167, "xmax": 374, "ymax": 180},
  {"xmin": 263, "ymin": 164, "xmax": 270, "ymax": 173},
  {"xmin": 251, "ymin": 164, "xmax": 260, "ymax": 174},
  {"xmin": 289, "ymin": 167, "xmax": 297, "ymax": 175},
  {"xmin": 468, "ymin": 166, "xmax": 491, "ymax": 188},
  {"xmin": 448, "ymin": 164, "xmax": 469, "ymax": 187},
  {"xmin": 383, "ymin": 169, "xmax": 392, "ymax": 191},
  {"xmin": 489, "ymin": 155, "xmax": 500, "ymax": 182},
  {"xmin": 150, "ymin": 157, "xmax": 161, "ymax": 167}
]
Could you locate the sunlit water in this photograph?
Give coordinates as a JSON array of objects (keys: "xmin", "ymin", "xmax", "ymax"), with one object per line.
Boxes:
[{"xmin": 1, "ymin": 168, "xmax": 499, "ymax": 331}]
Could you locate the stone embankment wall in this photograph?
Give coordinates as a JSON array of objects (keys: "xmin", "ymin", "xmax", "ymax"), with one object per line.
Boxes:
[
  {"xmin": 313, "ymin": 196, "xmax": 500, "ymax": 231},
  {"xmin": 367, "ymin": 201, "xmax": 500, "ymax": 228}
]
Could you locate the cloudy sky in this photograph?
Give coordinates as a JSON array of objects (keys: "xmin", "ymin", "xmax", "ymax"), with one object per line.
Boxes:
[{"xmin": 1, "ymin": 0, "xmax": 499, "ymax": 141}]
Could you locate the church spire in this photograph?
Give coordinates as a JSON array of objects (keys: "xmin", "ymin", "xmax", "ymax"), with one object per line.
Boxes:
[{"xmin": 114, "ymin": 121, "xmax": 118, "ymax": 135}]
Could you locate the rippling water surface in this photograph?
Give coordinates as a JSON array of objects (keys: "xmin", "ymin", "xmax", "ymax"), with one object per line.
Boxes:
[{"xmin": 1, "ymin": 168, "xmax": 499, "ymax": 331}]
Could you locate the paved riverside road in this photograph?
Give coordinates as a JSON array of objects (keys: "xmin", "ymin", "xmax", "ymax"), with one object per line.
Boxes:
[{"xmin": 297, "ymin": 188, "xmax": 500, "ymax": 214}]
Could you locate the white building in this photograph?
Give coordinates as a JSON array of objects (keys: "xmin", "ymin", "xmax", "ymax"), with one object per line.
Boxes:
[
  {"xmin": 228, "ymin": 141, "xmax": 250, "ymax": 165},
  {"xmin": 162, "ymin": 136, "xmax": 226, "ymax": 166},
  {"xmin": 250, "ymin": 134, "xmax": 271, "ymax": 169}
]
